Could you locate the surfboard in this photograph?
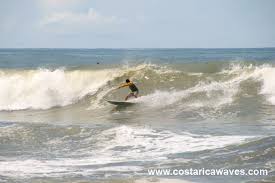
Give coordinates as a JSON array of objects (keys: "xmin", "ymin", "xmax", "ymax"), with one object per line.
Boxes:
[{"xmin": 107, "ymin": 100, "xmax": 135, "ymax": 106}]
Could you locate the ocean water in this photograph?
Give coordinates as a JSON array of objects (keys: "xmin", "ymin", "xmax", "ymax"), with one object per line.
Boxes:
[{"xmin": 0, "ymin": 48, "xmax": 275, "ymax": 183}]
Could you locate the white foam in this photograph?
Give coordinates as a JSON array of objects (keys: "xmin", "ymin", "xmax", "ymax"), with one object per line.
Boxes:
[
  {"xmin": 221, "ymin": 63, "xmax": 275, "ymax": 105},
  {"xmin": 134, "ymin": 76, "xmax": 242, "ymax": 109},
  {"xmin": 0, "ymin": 159, "xmax": 69, "ymax": 177},
  {"xmin": 0, "ymin": 68, "xmax": 123, "ymax": 110},
  {"xmin": 253, "ymin": 65, "xmax": 275, "ymax": 105},
  {"xmin": 0, "ymin": 64, "xmax": 167, "ymax": 111},
  {"xmin": 0, "ymin": 125, "xmax": 252, "ymax": 178},
  {"xmin": 99, "ymin": 126, "xmax": 251, "ymax": 159},
  {"xmin": 133, "ymin": 63, "xmax": 275, "ymax": 109}
]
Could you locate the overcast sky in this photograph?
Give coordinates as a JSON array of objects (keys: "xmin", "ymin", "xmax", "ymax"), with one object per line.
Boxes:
[{"xmin": 0, "ymin": 0, "xmax": 275, "ymax": 48}]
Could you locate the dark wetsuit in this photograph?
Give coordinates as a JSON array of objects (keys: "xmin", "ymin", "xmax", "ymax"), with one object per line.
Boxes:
[
  {"xmin": 128, "ymin": 83, "xmax": 139, "ymax": 96},
  {"xmin": 129, "ymin": 83, "xmax": 138, "ymax": 92}
]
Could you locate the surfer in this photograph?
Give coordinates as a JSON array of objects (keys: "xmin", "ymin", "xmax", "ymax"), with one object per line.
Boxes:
[{"xmin": 117, "ymin": 79, "xmax": 139, "ymax": 101}]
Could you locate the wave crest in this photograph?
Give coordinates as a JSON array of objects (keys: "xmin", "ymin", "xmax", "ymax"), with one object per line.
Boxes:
[{"xmin": 1, "ymin": 63, "xmax": 275, "ymax": 111}]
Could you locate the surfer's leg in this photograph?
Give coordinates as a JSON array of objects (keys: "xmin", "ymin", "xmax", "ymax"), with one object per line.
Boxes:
[
  {"xmin": 134, "ymin": 90, "xmax": 139, "ymax": 98},
  {"xmin": 125, "ymin": 93, "xmax": 134, "ymax": 101}
]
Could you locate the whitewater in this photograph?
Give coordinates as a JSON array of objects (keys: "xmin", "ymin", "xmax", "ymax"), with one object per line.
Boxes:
[{"xmin": 0, "ymin": 63, "xmax": 274, "ymax": 111}]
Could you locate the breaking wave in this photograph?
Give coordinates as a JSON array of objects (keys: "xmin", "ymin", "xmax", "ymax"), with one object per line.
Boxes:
[{"xmin": 0, "ymin": 62, "xmax": 274, "ymax": 111}]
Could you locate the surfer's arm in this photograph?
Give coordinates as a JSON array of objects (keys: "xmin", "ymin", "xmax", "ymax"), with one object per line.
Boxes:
[{"xmin": 117, "ymin": 83, "xmax": 130, "ymax": 89}]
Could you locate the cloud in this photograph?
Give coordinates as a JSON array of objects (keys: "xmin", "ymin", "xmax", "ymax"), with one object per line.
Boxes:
[
  {"xmin": 39, "ymin": 8, "xmax": 125, "ymax": 34},
  {"xmin": 42, "ymin": 8, "xmax": 119, "ymax": 25},
  {"xmin": 40, "ymin": 0, "xmax": 82, "ymax": 7}
]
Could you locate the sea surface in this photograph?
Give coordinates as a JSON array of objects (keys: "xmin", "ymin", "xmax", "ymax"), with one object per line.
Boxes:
[{"xmin": 0, "ymin": 48, "xmax": 275, "ymax": 183}]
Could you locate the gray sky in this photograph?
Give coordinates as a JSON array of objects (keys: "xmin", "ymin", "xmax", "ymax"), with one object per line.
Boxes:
[{"xmin": 0, "ymin": 0, "xmax": 275, "ymax": 48}]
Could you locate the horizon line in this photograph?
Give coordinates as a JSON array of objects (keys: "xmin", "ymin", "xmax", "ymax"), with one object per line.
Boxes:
[{"xmin": 0, "ymin": 47, "xmax": 275, "ymax": 50}]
